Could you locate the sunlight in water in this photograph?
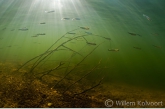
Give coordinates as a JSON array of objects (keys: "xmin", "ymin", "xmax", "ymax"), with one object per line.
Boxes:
[{"xmin": 0, "ymin": 0, "xmax": 165, "ymax": 107}]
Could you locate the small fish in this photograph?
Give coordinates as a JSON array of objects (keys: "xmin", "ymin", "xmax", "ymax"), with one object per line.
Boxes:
[
  {"xmin": 137, "ymin": 34, "xmax": 141, "ymax": 36},
  {"xmin": 45, "ymin": 10, "xmax": 55, "ymax": 13},
  {"xmin": 102, "ymin": 37, "xmax": 111, "ymax": 40},
  {"xmin": 37, "ymin": 33, "xmax": 46, "ymax": 35},
  {"xmin": 133, "ymin": 47, "xmax": 141, "ymax": 50},
  {"xmin": 153, "ymin": 45, "xmax": 161, "ymax": 48},
  {"xmin": 80, "ymin": 27, "xmax": 90, "ymax": 30},
  {"xmin": 67, "ymin": 32, "xmax": 76, "ymax": 34},
  {"xmin": 86, "ymin": 42, "xmax": 96, "ymax": 45},
  {"xmin": 85, "ymin": 32, "xmax": 92, "ymax": 35},
  {"xmin": 108, "ymin": 49, "xmax": 119, "ymax": 52},
  {"xmin": 128, "ymin": 32, "xmax": 141, "ymax": 36},
  {"xmin": 61, "ymin": 18, "xmax": 70, "ymax": 20},
  {"xmin": 40, "ymin": 33, "xmax": 46, "ymax": 35},
  {"xmin": 11, "ymin": 29, "xmax": 15, "ymax": 31},
  {"xmin": 72, "ymin": 18, "xmax": 80, "ymax": 20},
  {"xmin": 128, "ymin": 32, "xmax": 136, "ymax": 36},
  {"xmin": 19, "ymin": 27, "xmax": 28, "ymax": 31},
  {"xmin": 143, "ymin": 14, "xmax": 151, "ymax": 21},
  {"xmin": 40, "ymin": 22, "xmax": 46, "ymax": 24}
]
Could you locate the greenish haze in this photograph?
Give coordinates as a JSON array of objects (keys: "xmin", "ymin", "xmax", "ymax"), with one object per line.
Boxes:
[{"xmin": 0, "ymin": 0, "xmax": 165, "ymax": 91}]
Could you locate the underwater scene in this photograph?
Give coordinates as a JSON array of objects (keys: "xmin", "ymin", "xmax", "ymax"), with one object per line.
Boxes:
[{"xmin": 0, "ymin": 0, "xmax": 165, "ymax": 108}]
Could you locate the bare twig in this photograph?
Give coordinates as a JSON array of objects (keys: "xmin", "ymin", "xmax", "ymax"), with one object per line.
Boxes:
[
  {"xmin": 74, "ymin": 77, "xmax": 104, "ymax": 96},
  {"xmin": 52, "ymin": 43, "xmax": 103, "ymax": 89},
  {"xmin": 62, "ymin": 59, "xmax": 102, "ymax": 94},
  {"xmin": 38, "ymin": 62, "xmax": 65, "ymax": 80},
  {"xmin": 17, "ymin": 28, "xmax": 80, "ymax": 71},
  {"xmin": 28, "ymin": 35, "xmax": 88, "ymax": 73}
]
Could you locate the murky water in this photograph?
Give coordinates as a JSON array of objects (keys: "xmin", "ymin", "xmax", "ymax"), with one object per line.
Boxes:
[{"xmin": 0, "ymin": 0, "xmax": 165, "ymax": 100}]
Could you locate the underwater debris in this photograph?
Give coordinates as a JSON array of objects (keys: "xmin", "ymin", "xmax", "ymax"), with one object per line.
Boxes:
[
  {"xmin": 45, "ymin": 10, "xmax": 55, "ymax": 13},
  {"xmin": 80, "ymin": 27, "xmax": 90, "ymax": 30},
  {"xmin": 128, "ymin": 32, "xmax": 141, "ymax": 36},
  {"xmin": 74, "ymin": 77, "xmax": 104, "ymax": 96},
  {"xmin": 143, "ymin": 14, "xmax": 151, "ymax": 21},
  {"xmin": 86, "ymin": 42, "xmax": 96, "ymax": 45},
  {"xmin": 0, "ymin": 72, "xmax": 107, "ymax": 108},
  {"xmin": 17, "ymin": 33, "xmax": 86, "ymax": 72},
  {"xmin": 75, "ymin": 37, "xmax": 84, "ymax": 41},
  {"xmin": 67, "ymin": 41, "xmax": 75, "ymax": 44},
  {"xmin": 108, "ymin": 49, "xmax": 119, "ymax": 52},
  {"xmin": 72, "ymin": 18, "xmax": 80, "ymax": 20},
  {"xmin": 82, "ymin": 36, "xmax": 88, "ymax": 42},
  {"xmin": 133, "ymin": 47, "xmax": 141, "ymax": 50},
  {"xmin": 61, "ymin": 18, "xmax": 70, "ymax": 20},
  {"xmin": 40, "ymin": 22, "xmax": 46, "ymax": 24},
  {"xmin": 47, "ymin": 103, "xmax": 53, "ymax": 107},
  {"xmin": 19, "ymin": 27, "xmax": 28, "ymax": 31},
  {"xmin": 16, "ymin": 28, "xmax": 106, "ymax": 102},
  {"xmin": 153, "ymin": 45, "xmax": 161, "ymax": 48}
]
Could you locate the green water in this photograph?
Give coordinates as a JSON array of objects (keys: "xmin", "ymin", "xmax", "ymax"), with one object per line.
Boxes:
[{"xmin": 0, "ymin": 0, "xmax": 165, "ymax": 91}]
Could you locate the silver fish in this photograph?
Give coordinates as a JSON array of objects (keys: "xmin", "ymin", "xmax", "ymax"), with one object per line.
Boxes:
[
  {"xmin": 108, "ymin": 49, "xmax": 119, "ymax": 52},
  {"xmin": 19, "ymin": 27, "xmax": 28, "ymax": 31},
  {"xmin": 143, "ymin": 14, "xmax": 151, "ymax": 20}
]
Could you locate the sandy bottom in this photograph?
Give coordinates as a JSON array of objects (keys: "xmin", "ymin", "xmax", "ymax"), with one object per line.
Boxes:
[
  {"xmin": 99, "ymin": 83, "xmax": 165, "ymax": 108},
  {"xmin": 0, "ymin": 62, "xmax": 164, "ymax": 108}
]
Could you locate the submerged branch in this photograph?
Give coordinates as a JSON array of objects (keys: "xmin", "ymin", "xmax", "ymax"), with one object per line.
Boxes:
[
  {"xmin": 62, "ymin": 59, "xmax": 102, "ymax": 94},
  {"xmin": 52, "ymin": 42, "xmax": 103, "ymax": 89},
  {"xmin": 74, "ymin": 77, "xmax": 104, "ymax": 96},
  {"xmin": 17, "ymin": 28, "xmax": 80, "ymax": 71}
]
